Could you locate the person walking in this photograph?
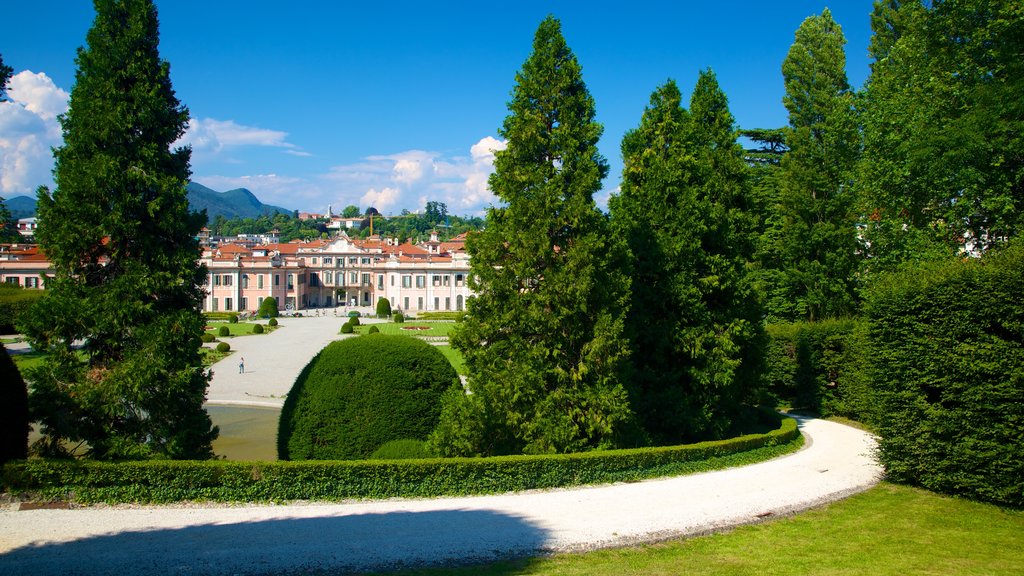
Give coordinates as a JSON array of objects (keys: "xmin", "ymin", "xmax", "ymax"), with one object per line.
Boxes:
[{"xmin": 239, "ymin": 357, "xmax": 245, "ymax": 374}]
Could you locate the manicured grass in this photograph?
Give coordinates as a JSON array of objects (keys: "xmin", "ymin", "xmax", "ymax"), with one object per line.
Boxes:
[
  {"xmin": 382, "ymin": 483, "xmax": 1024, "ymax": 576},
  {"xmin": 435, "ymin": 344, "xmax": 466, "ymax": 376},
  {"xmin": 9, "ymin": 349, "xmax": 49, "ymax": 372},
  {"xmin": 204, "ymin": 321, "xmax": 273, "ymax": 337},
  {"xmin": 355, "ymin": 321, "xmax": 456, "ymax": 337},
  {"xmin": 200, "ymin": 346, "xmax": 232, "ymax": 367}
]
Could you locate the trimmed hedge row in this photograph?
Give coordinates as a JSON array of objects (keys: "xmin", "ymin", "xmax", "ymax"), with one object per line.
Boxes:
[
  {"xmin": 1, "ymin": 413, "xmax": 799, "ymax": 504},
  {"xmin": 763, "ymin": 320, "xmax": 873, "ymax": 422},
  {"xmin": 0, "ymin": 285, "xmax": 44, "ymax": 334}
]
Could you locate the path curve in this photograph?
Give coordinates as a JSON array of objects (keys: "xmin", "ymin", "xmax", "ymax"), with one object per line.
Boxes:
[{"xmin": 0, "ymin": 417, "xmax": 880, "ymax": 575}]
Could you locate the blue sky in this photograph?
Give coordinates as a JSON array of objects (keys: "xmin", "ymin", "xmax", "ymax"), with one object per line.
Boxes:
[{"xmin": 2, "ymin": 1, "xmax": 874, "ymax": 216}]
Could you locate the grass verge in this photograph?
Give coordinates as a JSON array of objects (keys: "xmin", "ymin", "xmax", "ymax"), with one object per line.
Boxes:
[
  {"xmin": 204, "ymin": 321, "xmax": 274, "ymax": 337},
  {"xmin": 383, "ymin": 483, "xmax": 1024, "ymax": 575},
  {"xmin": 355, "ymin": 321, "xmax": 456, "ymax": 337},
  {"xmin": 435, "ymin": 344, "xmax": 466, "ymax": 375}
]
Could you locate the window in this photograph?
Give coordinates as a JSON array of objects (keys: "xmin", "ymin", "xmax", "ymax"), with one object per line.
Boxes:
[
  {"xmin": 240, "ymin": 297, "xmax": 248, "ymax": 310},
  {"xmin": 323, "ymin": 257, "xmax": 333, "ymax": 265},
  {"xmin": 324, "ymin": 271, "xmax": 333, "ymax": 284},
  {"xmin": 377, "ymin": 275, "xmax": 384, "ymax": 289},
  {"xmin": 434, "ymin": 297, "xmax": 439, "ymax": 310},
  {"xmin": 287, "ymin": 274, "xmax": 295, "ymax": 290},
  {"xmin": 241, "ymin": 275, "xmax": 249, "ymax": 288},
  {"xmin": 212, "ymin": 297, "xmax": 218, "ymax": 311},
  {"xmin": 258, "ymin": 274, "xmax": 264, "ymax": 289},
  {"xmin": 416, "ymin": 275, "xmax": 425, "ymax": 288},
  {"xmin": 222, "ymin": 275, "xmax": 232, "ymax": 286},
  {"xmin": 309, "ymin": 273, "xmax": 319, "ymax": 287},
  {"xmin": 350, "ymin": 271, "xmax": 358, "ymax": 284},
  {"xmin": 361, "ymin": 257, "xmax": 370, "ymax": 265},
  {"xmin": 417, "ymin": 297, "xmax": 423, "ymax": 310},
  {"xmin": 225, "ymin": 298, "xmax": 232, "ymax": 311},
  {"xmin": 214, "ymin": 275, "xmax": 221, "ymax": 286},
  {"xmin": 274, "ymin": 274, "xmax": 280, "ymax": 286},
  {"xmin": 6, "ymin": 277, "xmax": 19, "ymax": 286},
  {"xmin": 26, "ymin": 277, "xmax": 39, "ymax": 288},
  {"xmin": 311, "ymin": 257, "xmax": 318, "ymax": 264},
  {"xmin": 361, "ymin": 273, "xmax": 370, "ymax": 286},
  {"xmin": 258, "ymin": 297, "xmax": 264, "ymax": 308},
  {"xmin": 433, "ymin": 275, "xmax": 441, "ymax": 287},
  {"xmin": 403, "ymin": 297, "xmax": 409, "ymax": 310},
  {"xmin": 443, "ymin": 275, "xmax": 450, "ymax": 286},
  {"xmin": 457, "ymin": 295, "xmax": 463, "ymax": 311},
  {"xmin": 445, "ymin": 297, "xmax": 451, "ymax": 310},
  {"xmin": 402, "ymin": 275, "xmax": 412, "ymax": 288},
  {"xmin": 349, "ymin": 257, "xmax": 358, "ymax": 264},
  {"xmin": 390, "ymin": 275, "xmax": 395, "ymax": 287}
]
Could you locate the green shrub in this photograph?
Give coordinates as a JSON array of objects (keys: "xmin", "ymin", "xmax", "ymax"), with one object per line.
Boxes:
[
  {"xmin": 348, "ymin": 310, "xmax": 361, "ymax": 318},
  {"xmin": 252, "ymin": 323, "xmax": 264, "ymax": 334},
  {"xmin": 0, "ymin": 347, "xmax": 28, "ymax": 465},
  {"xmin": 228, "ymin": 314, "xmax": 239, "ymax": 324},
  {"xmin": 347, "ymin": 316, "xmax": 360, "ymax": 326},
  {"xmin": 367, "ymin": 326, "xmax": 380, "ymax": 334},
  {"xmin": 866, "ymin": 244, "xmax": 1024, "ymax": 508},
  {"xmin": 0, "ymin": 285, "xmax": 45, "ymax": 334},
  {"xmin": 340, "ymin": 323, "xmax": 354, "ymax": 334},
  {"xmin": 257, "ymin": 297, "xmax": 279, "ymax": 318},
  {"xmin": 200, "ymin": 333, "xmax": 215, "ymax": 343},
  {"xmin": 216, "ymin": 342, "xmax": 230, "ymax": 353},
  {"xmin": 278, "ymin": 336, "xmax": 459, "ymax": 460},
  {"xmin": 763, "ymin": 320, "xmax": 871, "ymax": 420},
  {"xmin": 393, "ymin": 312, "xmax": 405, "ymax": 324},
  {"xmin": 376, "ymin": 297, "xmax": 392, "ymax": 318},
  {"xmin": 416, "ymin": 311, "xmax": 465, "ymax": 321},
  {"xmin": 217, "ymin": 326, "xmax": 229, "ymax": 337},
  {"xmin": 268, "ymin": 318, "xmax": 278, "ymax": 327},
  {"xmin": 0, "ymin": 413, "xmax": 799, "ymax": 504},
  {"xmin": 370, "ymin": 439, "xmax": 430, "ymax": 460}
]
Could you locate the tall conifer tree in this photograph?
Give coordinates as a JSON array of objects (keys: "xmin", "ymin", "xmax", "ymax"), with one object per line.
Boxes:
[
  {"xmin": 610, "ymin": 72, "xmax": 762, "ymax": 443},
  {"xmin": 776, "ymin": 9, "xmax": 860, "ymax": 321},
  {"xmin": 23, "ymin": 0, "xmax": 216, "ymax": 459},
  {"xmin": 431, "ymin": 16, "xmax": 632, "ymax": 456}
]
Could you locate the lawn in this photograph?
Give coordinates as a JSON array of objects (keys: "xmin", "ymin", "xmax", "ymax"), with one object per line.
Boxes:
[
  {"xmin": 383, "ymin": 483, "xmax": 1024, "ymax": 576},
  {"xmin": 204, "ymin": 321, "xmax": 273, "ymax": 337},
  {"xmin": 435, "ymin": 345, "xmax": 466, "ymax": 375},
  {"xmin": 354, "ymin": 321, "xmax": 456, "ymax": 338}
]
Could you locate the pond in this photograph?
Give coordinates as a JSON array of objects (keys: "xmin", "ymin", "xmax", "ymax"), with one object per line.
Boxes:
[{"xmin": 207, "ymin": 404, "xmax": 281, "ymax": 461}]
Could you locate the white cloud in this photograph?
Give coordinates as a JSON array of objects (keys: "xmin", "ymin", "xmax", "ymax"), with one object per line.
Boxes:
[
  {"xmin": 177, "ymin": 118, "xmax": 308, "ymax": 159},
  {"xmin": 0, "ymin": 71, "xmax": 67, "ymax": 195},
  {"xmin": 359, "ymin": 187, "xmax": 401, "ymax": 212}
]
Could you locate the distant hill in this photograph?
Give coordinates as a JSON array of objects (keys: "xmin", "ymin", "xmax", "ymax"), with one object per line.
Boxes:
[
  {"xmin": 186, "ymin": 182, "xmax": 293, "ymax": 222},
  {"xmin": 3, "ymin": 195, "xmax": 37, "ymax": 220},
  {"xmin": 3, "ymin": 184, "xmax": 293, "ymax": 223}
]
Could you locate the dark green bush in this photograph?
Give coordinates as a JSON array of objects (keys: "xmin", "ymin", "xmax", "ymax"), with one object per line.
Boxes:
[
  {"xmin": 203, "ymin": 312, "xmax": 235, "ymax": 321},
  {"xmin": 2, "ymin": 413, "xmax": 798, "ymax": 504},
  {"xmin": 200, "ymin": 333, "xmax": 215, "ymax": 343},
  {"xmin": 866, "ymin": 245, "xmax": 1024, "ymax": 508},
  {"xmin": 367, "ymin": 326, "xmax": 380, "ymax": 334},
  {"xmin": 0, "ymin": 285, "xmax": 45, "ymax": 334},
  {"xmin": 0, "ymin": 347, "xmax": 28, "ymax": 465},
  {"xmin": 268, "ymin": 318, "xmax": 278, "ymax": 327},
  {"xmin": 340, "ymin": 323, "xmax": 354, "ymax": 334},
  {"xmin": 762, "ymin": 320, "xmax": 872, "ymax": 420},
  {"xmin": 279, "ymin": 336, "xmax": 458, "ymax": 460},
  {"xmin": 376, "ymin": 297, "xmax": 392, "ymax": 318},
  {"xmin": 216, "ymin": 342, "xmax": 230, "ymax": 353},
  {"xmin": 393, "ymin": 312, "xmax": 405, "ymax": 324},
  {"xmin": 370, "ymin": 439, "xmax": 430, "ymax": 460},
  {"xmin": 347, "ymin": 316, "xmax": 360, "ymax": 326},
  {"xmin": 257, "ymin": 297, "xmax": 279, "ymax": 318},
  {"xmin": 348, "ymin": 311, "xmax": 361, "ymax": 318},
  {"xmin": 217, "ymin": 326, "xmax": 229, "ymax": 337},
  {"xmin": 228, "ymin": 314, "xmax": 239, "ymax": 324},
  {"xmin": 252, "ymin": 323, "xmax": 264, "ymax": 334}
]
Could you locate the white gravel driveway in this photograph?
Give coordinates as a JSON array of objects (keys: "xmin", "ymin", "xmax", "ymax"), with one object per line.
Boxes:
[{"xmin": 0, "ymin": 417, "xmax": 880, "ymax": 575}]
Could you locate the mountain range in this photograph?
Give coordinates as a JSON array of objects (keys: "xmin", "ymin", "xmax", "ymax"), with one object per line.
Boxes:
[{"xmin": 3, "ymin": 183, "xmax": 293, "ymax": 223}]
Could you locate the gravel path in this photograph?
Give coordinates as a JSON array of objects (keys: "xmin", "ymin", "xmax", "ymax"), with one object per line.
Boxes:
[{"xmin": 0, "ymin": 417, "xmax": 880, "ymax": 575}]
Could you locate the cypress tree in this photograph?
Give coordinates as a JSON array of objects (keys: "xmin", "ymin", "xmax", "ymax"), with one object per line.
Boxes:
[
  {"xmin": 22, "ymin": 0, "xmax": 216, "ymax": 459},
  {"xmin": 431, "ymin": 16, "xmax": 633, "ymax": 456},
  {"xmin": 776, "ymin": 9, "xmax": 861, "ymax": 321}
]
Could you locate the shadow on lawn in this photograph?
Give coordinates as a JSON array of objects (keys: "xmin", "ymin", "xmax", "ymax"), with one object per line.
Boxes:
[{"xmin": 0, "ymin": 508, "xmax": 549, "ymax": 576}]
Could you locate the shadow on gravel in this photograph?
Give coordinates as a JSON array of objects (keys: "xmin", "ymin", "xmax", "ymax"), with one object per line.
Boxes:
[{"xmin": 0, "ymin": 508, "xmax": 549, "ymax": 576}]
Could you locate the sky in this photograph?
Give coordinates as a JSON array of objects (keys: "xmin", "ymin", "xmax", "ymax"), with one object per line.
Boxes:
[{"xmin": 1, "ymin": 1, "xmax": 875, "ymax": 216}]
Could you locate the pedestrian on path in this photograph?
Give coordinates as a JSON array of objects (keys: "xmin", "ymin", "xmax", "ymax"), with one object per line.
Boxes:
[{"xmin": 239, "ymin": 357, "xmax": 245, "ymax": 374}]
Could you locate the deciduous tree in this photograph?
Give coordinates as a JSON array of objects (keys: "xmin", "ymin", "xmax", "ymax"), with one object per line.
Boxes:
[
  {"xmin": 23, "ymin": 0, "xmax": 216, "ymax": 459},
  {"xmin": 431, "ymin": 16, "xmax": 633, "ymax": 456}
]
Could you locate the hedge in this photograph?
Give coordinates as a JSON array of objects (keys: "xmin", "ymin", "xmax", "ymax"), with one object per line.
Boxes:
[
  {"xmin": 866, "ymin": 245, "xmax": 1024, "ymax": 508},
  {"xmin": 1, "ymin": 412, "xmax": 799, "ymax": 504},
  {"xmin": 0, "ymin": 285, "xmax": 45, "ymax": 334},
  {"xmin": 763, "ymin": 320, "xmax": 873, "ymax": 421}
]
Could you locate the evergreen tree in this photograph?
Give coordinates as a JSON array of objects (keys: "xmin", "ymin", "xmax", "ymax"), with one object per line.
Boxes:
[
  {"xmin": 0, "ymin": 346, "xmax": 29, "ymax": 465},
  {"xmin": 22, "ymin": 0, "xmax": 216, "ymax": 459},
  {"xmin": 775, "ymin": 9, "xmax": 861, "ymax": 321},
  {"xmin": 610, "ymin": 72, "xmax": 763, "ymax": 443},
  {"xmin": 0, "ymin": 52, "xmax": 12, "ymax": 101},
  {"xmin": 430, "ymin": 16, "xmax": 633, "ymax": 456}
]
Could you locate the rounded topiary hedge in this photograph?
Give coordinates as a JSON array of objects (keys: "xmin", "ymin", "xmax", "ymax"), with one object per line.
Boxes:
[
  {"xmin": 268, "ymin": 317, "xmax": 278, "ymax": 327},
  {"xmin": 200, "ymin": 333, "xmax": 215, "ymax": 343},
  {"xmin": 376, "ymin": 297, "xmax": 392, "ymax": 318},
  {"xmin": 252, "ymin": 323, "xmax": 264, "ymax": 334},
  {"xmin": 217, "ymin": 326, "xmax": 229, "ymax": 337},
  {"xmin": 278, "ymin": 335, "xmax": 459, "ymax": 460},
  {"xmin": 367, "ymin": 326, "xmax": 380, "ymax": 334},
  {"xmin": 216, "ymin": 341, "xmax": 230, "ymax": 353},
  {"xmin": 340, "ymin": 323, "xmax": 354, "ymax": 334},
  {"xmin": 393, "ymin": 312, "xmax": 405, "ymax": 324},
  {"xmin": 258, "ymin": 297, "xmax": 279, "ymax": 318}
]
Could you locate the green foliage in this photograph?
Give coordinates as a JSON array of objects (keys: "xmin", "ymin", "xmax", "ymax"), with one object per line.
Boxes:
[
  {"xmin": 200, "ymin": 333, "xmax": 215, "ymax": 343},
  {"xmin": 393, "ymin": 312, "xmax": 405, "ymax": 323},
  {"xmin": 278, "ymin": 336, "xmax": 458, "ymax": 460},
  {"xmin": 216, "ymin": 326, "xmax": 229, "ymax": 337},
  {"xmin": 268, "ymin": 317, "xmax": 278, "ymax": 327},
  {"xmin": 375, "ymin": 296, "xmax": 392, "ymax": 318},
  {"xmin": 769, "ymin": 8, "xmax": 861, "ymax": 322},
  {"xmin": 3, "ymin": 413, "xmax": 799, "ymax": 504},
  {"xmin": 0, "ymin": 284, "xmax": 45, "ymax": 334},
  {"xmin": 215, "ymin": 341, "xmax": 230, "ymax": 353},
  {"xmin": 257, "ymin": 297, "xmax": 278, "ymax": 318},
  {"xmin": 416, "ymin": 311, "xmax": 466, "ymax": 321},
  {"xmin": 866, "ymin": 244, "xmax": 1024, "ymax": 508},
  {"xmin": 340, "ymin": 323, "xmax": 354, "ymax": 334},
  {"xmin": 0, "ymin": 52, "xmax": 12, "ymax": 101},
  {"xmin": 763, "ymin": 320, "xmax": 872, "ymax": 420},
  {"xmin": 228, "ymin": 313, "xmax": 238, "ymax": 324},
  {"xmin": 367, "ymin": 326, "xmax": 380, "ymax": 334},
  {"xmin": 438, "ymin": 17, "xmax": 632, "ymax": 457},
  {"xmin": 609, "ymin": 72, "xmax": 764, "ymax": 444},
  {"xmin": 341, "ymin": 205, "xmax": 360, "ymax": 218},
  {"xmin": 370, "ymin": 439, "xmax": 430, "ymax": 460},
  {"xmin": 348, "ymin": 310, "xmax": 361, "ymax": 317},
  {"xmin": 347, "ymin": 316, "xmax": 360, "ymax": 326},
  {"xmin": 251, "ymin": 323, "xmax": 264, "ymax": 334},
  {"xmin": 0, "ymin": 347, "xmax": 29, "ymax": 465},
  {"xmin": 21, "ymin": 0, "xmax": 216, "ymax": 460}
]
